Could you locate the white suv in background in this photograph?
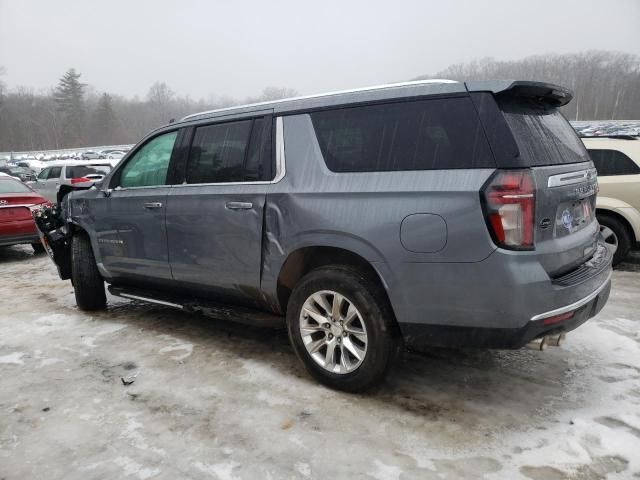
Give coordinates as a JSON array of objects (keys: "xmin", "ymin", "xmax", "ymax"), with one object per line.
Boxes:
[{"xmin": 583, "ymin": 135, "xmax": 640, "ymax": 265}]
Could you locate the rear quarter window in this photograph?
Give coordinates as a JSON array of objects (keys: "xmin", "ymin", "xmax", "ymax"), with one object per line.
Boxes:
[
  {"xmin": 310, "ymin": 97, "xmax": 494, "ymax": 172},
  {"xmin": 587, "ymin": 149, "xmax": 640, "ymax": 176}
]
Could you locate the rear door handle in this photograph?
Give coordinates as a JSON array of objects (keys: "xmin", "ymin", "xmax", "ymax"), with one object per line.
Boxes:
[
  {"xmin": 226, "ymin": 201, "xmax": 253, "ymax": 210},
  {"xmin": 143, "ymin": 202, "xmax": 163, "ymax": 209}
]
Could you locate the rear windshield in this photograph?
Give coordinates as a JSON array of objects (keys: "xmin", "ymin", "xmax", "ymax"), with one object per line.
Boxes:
[
  {"xmin": 0, "ymin": 178, "xmax": 32, "ymax": 193},
  {"xmin": 499, "ymin": 99, "xmax": 590, "ymax": 166},
  {"xmin": 66, "ymin": 165, "xmax": 110, "ymax": 178}
]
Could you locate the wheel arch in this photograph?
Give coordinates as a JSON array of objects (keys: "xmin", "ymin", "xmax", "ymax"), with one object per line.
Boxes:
[
  {"xmin": 276, "ymin": 245, "xmax": 393, "ymax": 317},
  {"xmin": 596, "ymin": 206, "xmax": 638, "ymax": 243}
]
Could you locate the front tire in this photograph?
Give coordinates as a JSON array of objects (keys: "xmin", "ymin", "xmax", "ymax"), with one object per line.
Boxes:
[
  {"xmin": 598, "ymin": 213, "xmax": 632, "ymax": 266},
  {"xmin": 71, "ymin": 234, "xmax": 106, "ymax": 310},
  {"xmin": 31, "ymin": 242, "xmax": 45, "ymax": 254},
  {"xmin": 286, "ymin": 265, "xmax": 400, "ymax": 392}
]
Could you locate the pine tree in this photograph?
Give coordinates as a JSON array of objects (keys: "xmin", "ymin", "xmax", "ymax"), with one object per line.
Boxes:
[
  {"xmin": 92, "ymin": 93, "xmax": 118, "ymax": 145},
  {"xmin": 54, "ymin": 68, "xmax": 86, "ymax": 146}
]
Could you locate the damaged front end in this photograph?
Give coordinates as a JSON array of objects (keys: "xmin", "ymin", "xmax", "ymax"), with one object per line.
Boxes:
[{"xmin": 33, "ymin": 203, "xmax": 73, "ymax": 280}]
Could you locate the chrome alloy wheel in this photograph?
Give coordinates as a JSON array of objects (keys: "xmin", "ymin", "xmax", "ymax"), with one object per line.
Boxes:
[{"xmin": 299, "ymin": 290, "xmax": 368, "ymax": 374}]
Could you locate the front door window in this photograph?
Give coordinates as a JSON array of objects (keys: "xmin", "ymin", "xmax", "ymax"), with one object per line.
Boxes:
[{"xmin": 118, "ymin": 131, "xmax": 178, "ymax": 188}]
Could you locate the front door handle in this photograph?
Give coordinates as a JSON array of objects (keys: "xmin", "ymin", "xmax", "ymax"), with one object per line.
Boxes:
[
  {"xmin": 226, "ymin": 201, "xmax": 253, "ymax": 210},
  {"xmin": 143, "ymin": 202, "xmax": 163, "ymax": 209}
]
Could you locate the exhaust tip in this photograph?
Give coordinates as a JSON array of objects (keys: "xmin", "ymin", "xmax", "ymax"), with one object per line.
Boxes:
[
  {"xmin": 526, "ymin": 337, "xmax": 547, "ymax": 351},
  {"xmin": 546, "ymin": 333, "xmax": 566, "ymax": 347}
]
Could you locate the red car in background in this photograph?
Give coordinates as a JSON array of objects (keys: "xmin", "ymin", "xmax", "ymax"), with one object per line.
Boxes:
[{"xmin": 0, "ymin": 176, "xmax": 51, "ymax": 253}]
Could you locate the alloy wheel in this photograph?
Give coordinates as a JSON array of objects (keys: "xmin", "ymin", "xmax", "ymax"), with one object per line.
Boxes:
[{"xmin": 299, "ymin": 290, "xmax": 368, "ymax": 374}]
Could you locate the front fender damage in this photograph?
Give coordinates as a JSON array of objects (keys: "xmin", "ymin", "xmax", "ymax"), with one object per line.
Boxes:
[{"xmin": 33, "ymin": 203, "xmax": 73, "ymax": 280}]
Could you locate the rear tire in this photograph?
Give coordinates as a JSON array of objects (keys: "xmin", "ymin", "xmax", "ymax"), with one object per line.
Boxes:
[
  {"xmin": 71, "ymin": 234, "xmax": 106, "ymax": 311},
  {"xmin": 286, "ymin": 265, "xmax": 400, "ymax": 392},
  {"xmin": 31, "ymin": 242, "xmax": 45, "ymax": 254},
  {"xmin": 598, "ymin": 213, "xmax": 632, "ymax": 266}
]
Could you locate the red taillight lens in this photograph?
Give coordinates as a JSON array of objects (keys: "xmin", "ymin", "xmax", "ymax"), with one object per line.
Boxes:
[
  {"xmin": 482, "ymin": 170, "xmax": 536, "ymax": 250},
  {"xmin": 70, "ymin": 177, "xmax": 91, "ymax": 184}
]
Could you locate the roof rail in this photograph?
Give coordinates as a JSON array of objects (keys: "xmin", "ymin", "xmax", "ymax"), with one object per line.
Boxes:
[{"xmin": 181, "ymin": 79, "xmax": 458, "ymax": 121}]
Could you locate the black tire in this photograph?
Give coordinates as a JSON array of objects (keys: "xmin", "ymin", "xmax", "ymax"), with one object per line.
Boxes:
[
  {"xmin": 31, "ymin": 242, "xmax": 45, "ymax": 254},
  {"xmin": 286, "ymin": 265, "xmax": 400, "ymax": 392},
  {"xmin": 598, "ymin": 213, "xmax": 632, "ymax": 267},
  {"xmin": 71, "ymin": 234, "xmax": 106, "ymax": 310}
]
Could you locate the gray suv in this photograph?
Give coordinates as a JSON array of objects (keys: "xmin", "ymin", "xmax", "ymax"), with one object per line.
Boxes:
[{"xmin": 36, "ymin": 80, "xmax": 613, "ymax": 391}]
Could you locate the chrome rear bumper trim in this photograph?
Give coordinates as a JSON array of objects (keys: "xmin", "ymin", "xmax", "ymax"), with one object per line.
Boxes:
[{"xmin": 530, "ymin": 270, "xmax": 612, "ymax": 321}]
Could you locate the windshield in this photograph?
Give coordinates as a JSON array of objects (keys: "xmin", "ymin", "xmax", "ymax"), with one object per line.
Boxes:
[
  {"xmin": 499, "ymin": 98, "xmax": 590, "ymax": 166},
  {"xmin": 0, "ymin": 178, "xmax": 32, "ymax": 193}
]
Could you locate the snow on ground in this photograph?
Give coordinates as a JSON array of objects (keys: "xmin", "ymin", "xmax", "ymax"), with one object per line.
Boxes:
[{"xmin": 0, "ymin": 245, "xmax": 639, "ymax": 479}]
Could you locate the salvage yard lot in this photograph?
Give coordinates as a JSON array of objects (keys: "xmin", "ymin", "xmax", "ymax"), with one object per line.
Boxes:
[{"xmin": 1, "ymin": 247, "xmax": 639, "ymax": 480}]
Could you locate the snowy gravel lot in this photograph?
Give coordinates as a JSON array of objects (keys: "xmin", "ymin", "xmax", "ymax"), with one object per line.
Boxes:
[{"xmin": 1, "ymin": 246, "xmax": 639, "ymax": 480}]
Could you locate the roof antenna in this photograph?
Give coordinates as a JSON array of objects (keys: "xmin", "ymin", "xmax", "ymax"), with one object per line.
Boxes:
[{"xmin": 169, "ymin": 118, "xmax": 176, "ymax": 123}]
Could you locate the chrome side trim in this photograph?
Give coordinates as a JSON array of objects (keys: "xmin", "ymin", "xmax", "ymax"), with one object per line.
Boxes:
[
  {"xmin": 530, "ymin": 270, "xmax": 612, "ymax": 321},
  {"xmin": 547, "ymin": 168, "xmax": 597, "ymax": 187},
  {"xmin": 119, "ymin": 293, "xmax": 184, "ymax": 309},
  {"xmin": 181, "ymin": 80, "xmax": 458, "ymax": 121}
]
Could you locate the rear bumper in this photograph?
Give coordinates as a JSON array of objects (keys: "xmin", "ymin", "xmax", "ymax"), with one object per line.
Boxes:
[
  {"xmin": 400, "ymin": 273, "xmax": 611, "ymax": 349},
  {"xmin": 389, "ymin": 238, "xmax": 614, "ymax": 349},
  {"xmin": 0, "ymin": 232, "xmax": 40, "ymax": 247}
]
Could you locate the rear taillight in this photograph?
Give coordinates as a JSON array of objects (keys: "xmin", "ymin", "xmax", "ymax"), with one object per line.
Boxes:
[
  {"xmin": 70, "ymin": 177, "xmax": 91, "ymax": 184},
  {"xmin": 482, "ymin": 169, "xmax": 536, "ymax": 250}
]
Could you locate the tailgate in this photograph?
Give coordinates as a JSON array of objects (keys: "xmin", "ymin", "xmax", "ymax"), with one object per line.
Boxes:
[
  {"xmin": 491, "ymin": 91, "xmax": 602, "ymax": 277},
  {"xmin": 531, "ymin": 162, "xmax": 599, "ymax": 276}
]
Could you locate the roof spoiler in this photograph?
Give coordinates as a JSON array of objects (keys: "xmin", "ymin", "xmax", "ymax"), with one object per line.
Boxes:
[{"xmin": 465, "ymin": 80, "xmax": 573, "ymax": 107}]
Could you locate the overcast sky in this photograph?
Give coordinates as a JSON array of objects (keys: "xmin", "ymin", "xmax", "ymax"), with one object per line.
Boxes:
[{"xmin": 1, "ymin": 0, "xmax": 639, "ymax": 100}]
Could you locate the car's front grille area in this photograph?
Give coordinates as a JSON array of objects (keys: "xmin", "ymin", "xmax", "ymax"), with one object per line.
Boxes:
[{"xmin": 551, "ymin": 243, "xmax": 610, "ymax": 287}]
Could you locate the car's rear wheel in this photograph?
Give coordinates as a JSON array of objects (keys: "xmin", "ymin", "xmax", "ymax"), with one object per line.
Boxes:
[
  {"xmin": 598, "ymin": 213, "xmax": 632, "ymax": 266},
  {"xmin": 31, "ymin": 242, "xmax": 45, "ymax": 254},
  {"xmin": 71, "ymin": 233, "xmax": 106, "ymax": 310},
  {"xmin": 286, "ymin": 265, "xmax": 400, "ymax": 392}
]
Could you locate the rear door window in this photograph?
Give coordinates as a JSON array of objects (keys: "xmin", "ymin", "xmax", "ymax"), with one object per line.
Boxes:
[
  {"xmin": 186, "ymin": 117, "xmax": 272, "ymax": 183},
  {"xmin": 310, "ymin": 97, "xmax": 494, "ymax": 172},
  {"xmin": 587, "ymin": 149, "xmax": 640, "ymax": 176},
  {"xmin": 498, "ymin": 99, "xmax": 590, "ymax": 166}
]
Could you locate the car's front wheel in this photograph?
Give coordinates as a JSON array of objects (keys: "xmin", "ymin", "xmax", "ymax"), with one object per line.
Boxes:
[
  {"xmin": 71, "ymin": 234, "xmax": 106, "ymax": 311},
  {"xmin": 287, "ymin": 265, "xmax": 400, "ymax": 392}
]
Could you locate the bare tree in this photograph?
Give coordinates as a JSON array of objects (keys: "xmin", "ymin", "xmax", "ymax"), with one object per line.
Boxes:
[{"xmin": 415, "ymin": 51, "xmax": 640, "ymax": 120}]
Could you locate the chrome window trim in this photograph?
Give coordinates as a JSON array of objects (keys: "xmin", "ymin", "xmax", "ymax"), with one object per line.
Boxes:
[
  {"xmin": 547, "ymin": 168, "xmax": 597, "ymax": 188},
  {"xmin": 170, "ymin": 116, "xmax": 286, "ymax": 188},
  {"xmin": 111, "ymin": 185, "xmax": 171, "ymax": 192}
]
